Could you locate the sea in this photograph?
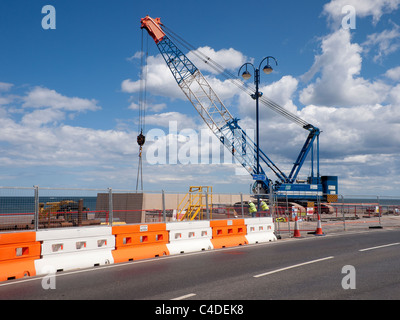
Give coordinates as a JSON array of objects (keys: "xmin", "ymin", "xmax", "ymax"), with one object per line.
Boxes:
[{"xmin": 0, "ymin": 196, "xmax": 98, "ymax": 215}]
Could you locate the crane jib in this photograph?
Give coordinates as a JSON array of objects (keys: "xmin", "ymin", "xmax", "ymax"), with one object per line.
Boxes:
[
  {"xmin": 157, "ymin": 37, "xmax": 198, "ymax": 85},
  {"xmin": 140, "ymin": 15, "xmax": 306, "ymax": 186}
]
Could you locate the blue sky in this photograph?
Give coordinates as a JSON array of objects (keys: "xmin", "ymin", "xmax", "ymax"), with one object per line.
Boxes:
[{"xmin": 0, "ymin": 0, "xmax": 400, "ymax": 196}]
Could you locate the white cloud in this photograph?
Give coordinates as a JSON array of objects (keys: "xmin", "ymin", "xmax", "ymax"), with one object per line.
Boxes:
[
  {"xmin": 21, "ymin": 108, "xmax": 65, "ymax": 127},
  {"xmin": 144, "ymin": 111, "xmax": 197, "ymax": 129},
  {"xmin": 292, "ymin": 101, "xmax": 400, "ymax": 195},
  {"xmin": 121, "ymin": 54, "xmax": 184, "ymax": 99},
  {"xmin": 295, "ymin": 1, "xmax": 400, "ymax": 195},
  {"xmin": 23, "ymin": 87, "xmax": 101, "ymax": 112},
  {"xmin": 187, "ymin": 46, "xmax": 248, "ymax": 75},
  {"xmin": 0, "ymin": 82, "xmax": 13, "ymax": 92},
  {"xmin": 128, "ymin": 101, "xmax": 167, "ymax": 112},
  {"xmin": 385, "ymin": 66, "xmax": 400, "ymax": 81},
  {"xmin": 0, "ymin": 116, "xmax": 136, "ymax": 168},
  {"xmin": 299, "ymin": 29, "xmax": 390, "ymax": 106},
  {"xmin": 261, "ymin": 75, "xmax": 299, "ymax": 115},
  {"xmin": 0, "ymin": 85, "xmax": 136, "ymax": 173},
  {"xmin": 9, "ymin": 86, "xmax": 103, "ymax": 129},
  {"xmin": 389, "ymin": 84, "xmax": 400, "ymax": 104},
  {"xmin": 121, "ymin": 46, "xmax": 248, "ymax": 103},
  {"xmin": 299, "ymin": 103, "xmax": 400, "ymax": 155},
  {"xmin": 236, "ymin": 75, "xmax": 300, "ymax": 129},
  {"xmin": 0, "ymin": 82, "xmax": 16, "ymax": 106},
  {"xmin": 362, "ymin": 23, "xmax": 400, "ymax": 62},
  {"xmin": 0, "ymin": 96, "xmax": 12, "ymax": 106},
  {"xmin": 126, "ymin": 51, "xmax": 144, "ymax": 61}
]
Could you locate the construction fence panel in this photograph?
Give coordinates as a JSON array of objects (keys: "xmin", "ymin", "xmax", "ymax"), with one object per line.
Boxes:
[
  {"xmin": 273, "ymin": 194, "xmax": 400, "ymax": 237},
  {"xmin": 37, "ymin": 188, "xmax": 109, "ymax": 229},
  {"xmin": 0, "ymin": 187, "xmax": 36, "ymax": 231},
  {"xmin": 97, "ymin": 189, "xmax": 144, "ymax": 225},
  {"xmin": 0, "ymin": 187, "xmax": 112, "ymax": 231}
]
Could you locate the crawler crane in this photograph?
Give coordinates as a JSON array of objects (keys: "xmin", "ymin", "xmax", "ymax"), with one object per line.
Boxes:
[{"xmin": 140, "ymin": 16, "xmax": 338, "ymax": 202}]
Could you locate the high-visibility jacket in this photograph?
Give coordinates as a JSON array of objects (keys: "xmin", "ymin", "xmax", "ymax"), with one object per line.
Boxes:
[
  {"xmin": 261, "ymin": 201, "xmax": 269, "ymax": 211},
  {"xmin": 248, "ymin": 202, "xmax": 257, "ymax": 214}
]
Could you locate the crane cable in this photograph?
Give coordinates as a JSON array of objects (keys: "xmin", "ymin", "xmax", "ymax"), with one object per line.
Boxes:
[
  {"xmin": 163, "ymin": 25, "xmax": 309, "ymax": 129},
  {"xmin": 136, "ymin": 29, "xmax": 148, "ymax": 192}
]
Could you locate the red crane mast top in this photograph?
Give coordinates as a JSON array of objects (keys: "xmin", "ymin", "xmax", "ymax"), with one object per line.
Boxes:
[{"xmin": 140, "ymin": 16, "xmax": 166, "ymax": 44}]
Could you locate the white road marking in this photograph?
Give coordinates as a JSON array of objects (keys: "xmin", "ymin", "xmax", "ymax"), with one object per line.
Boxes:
[
  {"xmin": 171, "ymin": 293, "xmax": 196, "ymax": 300},
  {"xmin": 253, "ymin": 256, "xmax": 334, "ymax": 278},
  {"xmin": 359, "ymin": 242, "xmax": 400, "ymax": 252}
]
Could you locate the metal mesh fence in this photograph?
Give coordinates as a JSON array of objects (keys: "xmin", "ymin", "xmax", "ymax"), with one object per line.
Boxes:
[
  {"xmin": 272, "ymin": 194, "xmax": 400, "ymax": 237},
  {"xmin": 0, "ymin": 187, "xmax": 36, "ymax": 231},
  {"xmin": 37, "ymin": 187, "xmax": 108, "ymax": 229},
  {"xmin": 1, "ymin": 186, "xmax": 399, "ymax": 234},
  {"xmin": 0, "ymin": 187, "xmax": 110, "ymax": 231}
]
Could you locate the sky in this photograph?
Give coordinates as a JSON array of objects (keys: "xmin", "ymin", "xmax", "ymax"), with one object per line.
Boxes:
[{"xmin": 0, "ymin": 0, "xmax": 400, "ymax": 196}]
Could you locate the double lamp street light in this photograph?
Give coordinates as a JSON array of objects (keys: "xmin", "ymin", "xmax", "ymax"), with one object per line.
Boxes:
[{"xmin": 238, "ymin": 56, "xmax": 278, "ymax": 208}]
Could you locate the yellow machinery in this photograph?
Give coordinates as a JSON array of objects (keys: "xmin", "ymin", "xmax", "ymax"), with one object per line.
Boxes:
[
  {"xmin": 177, "ymin": 186, "xmax": 213, "ymax": 221},
  {"xmin": 39, "ymin": 200, "xmax": 76, "ymax": 218}
]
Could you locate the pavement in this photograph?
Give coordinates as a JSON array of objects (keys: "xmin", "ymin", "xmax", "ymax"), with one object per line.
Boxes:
[{"xmin": 275, "ymin": 214, "xmax": 400, "ymax": 239}]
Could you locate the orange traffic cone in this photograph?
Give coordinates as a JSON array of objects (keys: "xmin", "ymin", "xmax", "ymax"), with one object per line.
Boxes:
[
  {"xmin": 293, "ymin": 216, "xmax": 301, "ymax": 238},
  {"xmin": 315, "ymin": 214, "xmax": 324, "ymax": 236}
]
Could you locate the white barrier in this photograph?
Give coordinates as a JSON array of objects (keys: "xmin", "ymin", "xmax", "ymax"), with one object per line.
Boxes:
[
  {"xmin": 32, "ymin": 219, "xmax": 275, "ymax": 276},
  {"xmin": 35, "ymin": 226, "xmax": 115, "ymax": 275},
  {"xmin": 166, "ymin": 221, "xmax": 213, "ymax": 255},
  {"xmin": 244, "ymin": 217, "xmax": 277, "ymax": 244}
]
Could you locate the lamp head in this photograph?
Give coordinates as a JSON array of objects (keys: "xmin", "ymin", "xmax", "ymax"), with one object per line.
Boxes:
[
  {"xmin": 241, "ymin": 70, "xmax": 252, "ymax": 80},
  {"xmin": 263, "ymin": 65, "xmax": 273, "ymax": 74}
]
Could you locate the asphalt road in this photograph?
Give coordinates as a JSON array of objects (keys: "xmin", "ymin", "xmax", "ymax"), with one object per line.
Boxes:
[{"xmin": 1, "ymin": 229, "xmax": 399, "ymax": 303}]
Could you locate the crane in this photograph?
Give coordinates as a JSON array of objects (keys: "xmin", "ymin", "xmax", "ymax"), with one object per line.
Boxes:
[{"xmin": 140, "ymin": 16, "xmax": 338, "ymax": 202}]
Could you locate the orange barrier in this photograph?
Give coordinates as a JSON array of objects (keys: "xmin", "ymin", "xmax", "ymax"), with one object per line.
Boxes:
[
  {"xmin": 0, "ymin": 232, "xmax": 41, "ymax": 281},
  {"xmin": 112, "ymin": 223, "xmax": 169, "ymax": 263},
  {"xmin": 210, "ymin": 219, "xmax": 248, "ymax": 249}
]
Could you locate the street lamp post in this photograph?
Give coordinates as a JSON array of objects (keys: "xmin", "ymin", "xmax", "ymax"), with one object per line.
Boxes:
[{"xmin": 238, "ymin": 56, "xmax": 278, "ymax": 210}]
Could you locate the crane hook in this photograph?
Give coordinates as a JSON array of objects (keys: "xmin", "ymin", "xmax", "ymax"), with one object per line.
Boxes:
[{"xmin": 137, "ymin": 132, "xmax": 145, "ymax": 147}]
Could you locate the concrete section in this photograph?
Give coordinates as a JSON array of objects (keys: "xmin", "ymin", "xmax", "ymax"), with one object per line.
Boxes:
[{"xmin": 96, "ymin": 193, "xmax": 143, "ymax": 224}]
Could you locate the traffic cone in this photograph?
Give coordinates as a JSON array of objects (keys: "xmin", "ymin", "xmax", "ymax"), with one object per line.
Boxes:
[
  {"xmin": 315, "ymin": 214, "xmax": 324, "ymax": 236},
  {"xmin": 293, "ymin": 216, "xmax": 301, "ymax": 238}
]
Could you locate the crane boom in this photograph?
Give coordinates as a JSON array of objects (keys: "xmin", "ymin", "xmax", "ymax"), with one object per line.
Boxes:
[
  {"xmin": 141, "ymin": 16, "xmax": 287, "ymax": 184},
  {"xmin": 140, "ymin": 16, "xmax": 338, "ymax": 201}
]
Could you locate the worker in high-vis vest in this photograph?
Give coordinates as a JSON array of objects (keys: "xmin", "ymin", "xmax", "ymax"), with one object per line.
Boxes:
[
  {"xmin": 248, "ymin": 200, "xmax": 257, "ymax": 217},
  {"xmin": 261, "ymin": 200, "xmax": 270, "ymax": 216}
]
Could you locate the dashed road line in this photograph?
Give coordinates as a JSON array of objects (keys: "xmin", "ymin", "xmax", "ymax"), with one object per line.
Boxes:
[
  {"xmin": 253, "ymin": 256, "xmax": 334, "ymax": 278},
  {"xmin": 171, "ymin": 293, "xmax": 197, "ymax": 300},
  {"xmin": 359, "ymin": 242, "xmax": 400, "ymax": 252}
]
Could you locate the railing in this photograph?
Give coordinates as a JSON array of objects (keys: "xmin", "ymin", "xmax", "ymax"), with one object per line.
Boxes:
[{"xmin": 176, "ymin": 186, "xmax": 212, "ymax": 221}]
